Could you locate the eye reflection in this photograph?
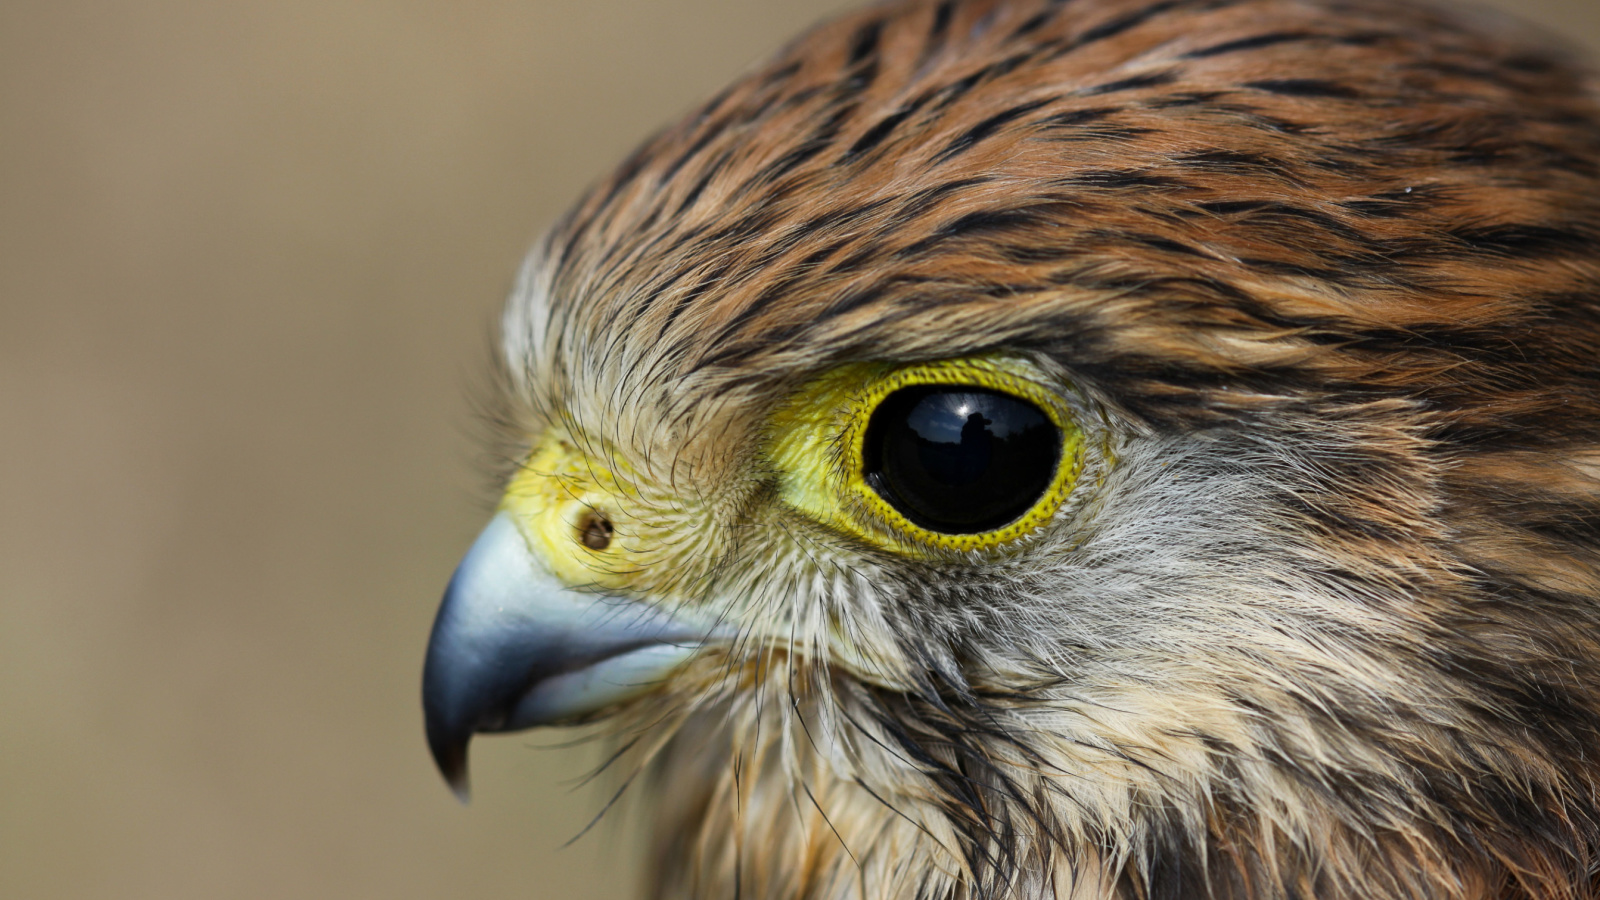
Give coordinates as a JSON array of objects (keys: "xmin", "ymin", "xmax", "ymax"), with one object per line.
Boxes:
[{"xmin": 863, "ymin": 385, "xmax": 1061, "ymax": 535}]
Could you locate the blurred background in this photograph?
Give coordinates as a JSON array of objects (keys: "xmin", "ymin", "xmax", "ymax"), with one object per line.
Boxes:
[{"xmin": 2, "ymin": 1, "xmax": 1597, "ymax": 897}]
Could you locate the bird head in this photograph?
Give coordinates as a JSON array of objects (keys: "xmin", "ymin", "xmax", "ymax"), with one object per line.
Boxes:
[{"xmin": 422, "ymin": 0, "xmax": 1600, "ymax": 896}]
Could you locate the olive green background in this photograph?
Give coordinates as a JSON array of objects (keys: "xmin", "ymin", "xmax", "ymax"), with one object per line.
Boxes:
[{"xmin": 3, "ymin": 1, "xmax": 1596, "ymax": 898}]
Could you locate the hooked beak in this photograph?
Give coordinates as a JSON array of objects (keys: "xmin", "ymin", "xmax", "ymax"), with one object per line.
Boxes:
[{"xmin": 421, "ymin": 512, "xmax": 725, "ymax": 801}]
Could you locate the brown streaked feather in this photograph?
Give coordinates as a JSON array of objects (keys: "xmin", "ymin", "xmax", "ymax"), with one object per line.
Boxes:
[
  {"xmin": 494, "ymin": 0, "xmax": 1600, "ymax": 897},
  {"xmin": 536, "ymin": 0, "xmax": 1600, "ymax": 430}
]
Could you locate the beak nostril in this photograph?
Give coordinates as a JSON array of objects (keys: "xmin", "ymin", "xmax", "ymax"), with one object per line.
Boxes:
[{"xmin": 579, "ymin": 511, "xmax": 614, "ymax": 551}]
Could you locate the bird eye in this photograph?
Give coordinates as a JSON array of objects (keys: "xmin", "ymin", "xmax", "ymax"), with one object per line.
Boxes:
[{"xmin": 862, "ymin": 386, "xmax": 1062, "ymax": 535}]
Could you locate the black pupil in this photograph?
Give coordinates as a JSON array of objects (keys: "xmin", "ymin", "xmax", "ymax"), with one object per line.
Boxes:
[{"xmin": 863, "ymin": 385, "xmax": 1062, "ymax": 535}]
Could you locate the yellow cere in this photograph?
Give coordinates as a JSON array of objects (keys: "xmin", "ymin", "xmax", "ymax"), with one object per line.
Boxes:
[
  {"xmin": 764, "ymin": 356, "xmax": 1086, "ymax": 557},
  {"xmin": 499, "ymin": 431, "xmax": 655, "ymax": 592}
]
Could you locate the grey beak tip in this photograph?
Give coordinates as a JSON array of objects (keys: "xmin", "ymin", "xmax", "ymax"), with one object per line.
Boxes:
[
  {"xmin": 429, "ymin": 737, "xmax": 473, "ymax": 804},
  {"xmin": 425, "ymin": 709, "xmax": 474, "ymax": 802}
]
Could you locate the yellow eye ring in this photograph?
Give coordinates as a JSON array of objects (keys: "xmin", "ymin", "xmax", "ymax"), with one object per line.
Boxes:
[
  {"xmin": 766, "ymin": 357, "xmax": 1085, "ymax": 557},
  {"xmin": 839, "ymin": 361, "xmax": 1084, "ymax": 553}
]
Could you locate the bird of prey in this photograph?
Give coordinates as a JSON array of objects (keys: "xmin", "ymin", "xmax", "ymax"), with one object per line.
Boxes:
[{"xmin": 421, "ymin": 0, "xmax": 1600, "ymax": 896}]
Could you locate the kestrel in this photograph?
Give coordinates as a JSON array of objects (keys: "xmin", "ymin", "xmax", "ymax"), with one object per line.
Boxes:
[{"xmin": 422, "ymin": 0, "xmax": 1600, "ymax": 896}]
